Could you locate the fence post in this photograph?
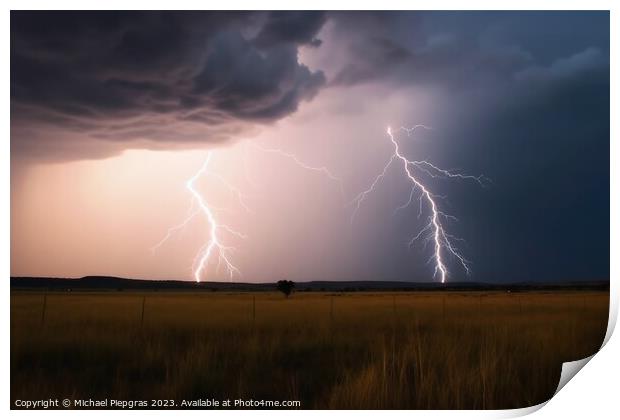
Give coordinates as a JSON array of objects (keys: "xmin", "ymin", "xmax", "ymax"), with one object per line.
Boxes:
[
  {"xmin": 442, "ymin": 296, "xmax": 446, "ymax": 322},
  {"xmin": 252, "ymin": 295, "xmax": 256, "ymax": 327},
  {"xmin": 140, "ymin": 295, "xmax": 146, "ymax": 327},
  {"xmin": 393, "ymin": 295, "xmax": 396, "ymax": 316},
  {"xmin": 40, "ymin": 294, "xmax": 47, "ymax": 326}
]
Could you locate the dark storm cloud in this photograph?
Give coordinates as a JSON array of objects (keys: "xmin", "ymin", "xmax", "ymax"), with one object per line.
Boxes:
[
  {"xmin": 11, "ymin": 11, "xmax": 326, "ymax": 160},
  {"xmin": 326, "ymin": 11, "xmax": 609, "ymax": 95},
  {"xmin": 254, "ymin": 11, "xmax": 327, "ymax": 47}
]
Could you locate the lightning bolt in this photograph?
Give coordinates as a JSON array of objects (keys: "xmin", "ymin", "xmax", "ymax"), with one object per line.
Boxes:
[
  {"xmin": 351, "ymin": 125, "xmax": 485, "ymax": 283},
  {"xmin": 152, "ymin": 151, "xmax": 246, "ymax": 282},
  {"xmin": 186, "ymin": 152, "xmax": 247, "ymax": 282},
  {"xmin": 154, "ymin": 141, "xmax": 342, "ymax": 282}
]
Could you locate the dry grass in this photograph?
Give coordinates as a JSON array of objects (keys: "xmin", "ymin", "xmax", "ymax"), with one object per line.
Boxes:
[{"xmin": 10, "ymin": 290, "xmax": 608, "ymax": 409}]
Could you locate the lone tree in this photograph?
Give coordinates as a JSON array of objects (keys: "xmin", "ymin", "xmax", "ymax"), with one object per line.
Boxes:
[{"xmin": 276, "ymin": 280, "xmax": 295, "ymax": 298}]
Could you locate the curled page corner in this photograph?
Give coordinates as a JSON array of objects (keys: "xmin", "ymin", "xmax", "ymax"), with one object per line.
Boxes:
[
  {"xmin": 553, "ymin": 355, "xmax": 594, "ymax": 396},
  {"xmin": 535, "ymin": 294, "xmax": 616, "ymax": 413}
]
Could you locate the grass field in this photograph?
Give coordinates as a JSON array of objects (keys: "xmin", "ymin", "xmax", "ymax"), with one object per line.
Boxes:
[{"xmin": 10, "ymin": 290, "xmax": 609, "ymax": 409}]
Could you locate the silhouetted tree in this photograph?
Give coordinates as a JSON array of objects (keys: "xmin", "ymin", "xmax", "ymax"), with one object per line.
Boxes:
[{"xmin": 276, "ymin": 280, "xmax": 295, "ymax": 298}]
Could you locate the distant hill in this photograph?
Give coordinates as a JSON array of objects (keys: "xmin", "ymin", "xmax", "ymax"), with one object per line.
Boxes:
[{"xmin": 10, "ymin": 276, "xmax": 610, "ymax": 292}]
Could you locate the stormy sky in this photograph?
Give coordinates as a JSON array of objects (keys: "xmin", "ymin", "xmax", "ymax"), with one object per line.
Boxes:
[{"xmin": 11, "ymin": 11, "xmax": 609, "ymax": 283}]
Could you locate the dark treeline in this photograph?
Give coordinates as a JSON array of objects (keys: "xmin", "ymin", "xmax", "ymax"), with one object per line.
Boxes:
[{"xmin": 10, "ymin": 276, "xmax": 609, "ymax": 293}]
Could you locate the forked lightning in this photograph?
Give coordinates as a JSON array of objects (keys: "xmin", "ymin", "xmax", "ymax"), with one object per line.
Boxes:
[{"xmin": 351, "ymin": 125, "xmax": 486, "ymax": 283}]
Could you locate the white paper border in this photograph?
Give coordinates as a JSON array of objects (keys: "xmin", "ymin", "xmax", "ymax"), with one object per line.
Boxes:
[{"xmin": 3, "ymin": 1, "xmax": 616, "ymax": 418}]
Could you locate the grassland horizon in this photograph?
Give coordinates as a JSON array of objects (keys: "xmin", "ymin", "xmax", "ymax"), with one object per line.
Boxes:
[{"xmin": 10, "ymin": 288, "xmax": 609, "ymax": 409}]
